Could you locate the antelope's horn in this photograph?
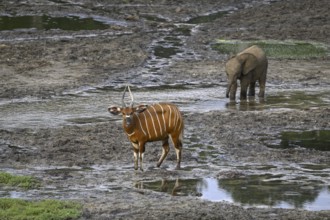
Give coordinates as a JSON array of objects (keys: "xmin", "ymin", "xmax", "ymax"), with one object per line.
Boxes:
[
  {"xmin": 127, "ymin": 85, "xmax": 134, "ymax": 107},
  {"xmin": 122, "ymin": 85, "xmax": 127, "ymax": 107}
]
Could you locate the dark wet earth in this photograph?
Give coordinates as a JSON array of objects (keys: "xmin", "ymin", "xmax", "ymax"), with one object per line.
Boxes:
[{"xmin": 0, "ymin": 0, "xmax": 330, "ymax": 219}]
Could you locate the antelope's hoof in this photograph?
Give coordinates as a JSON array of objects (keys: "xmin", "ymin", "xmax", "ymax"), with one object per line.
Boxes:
[{"xmin": 156, "ymin": 161, "xmax": 162, "ymax": 167}]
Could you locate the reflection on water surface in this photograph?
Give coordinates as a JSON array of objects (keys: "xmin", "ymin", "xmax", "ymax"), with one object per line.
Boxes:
[
  {"xmin": 268, "ymin": 130, "xmax": 330, "ymax": 152},
  {"xmin": 137, "ymin": 176, "xmax": 330, "ymax": 211}
]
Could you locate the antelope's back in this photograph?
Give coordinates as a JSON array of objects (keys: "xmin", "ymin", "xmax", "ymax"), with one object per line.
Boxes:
[{"xmin": 135, "ymin": 103, "xmax": 183, "ymax": 139}]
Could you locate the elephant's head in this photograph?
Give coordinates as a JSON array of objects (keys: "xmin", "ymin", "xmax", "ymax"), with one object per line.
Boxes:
[{"xmin": 225, "ymin": 53, "xmax": 258, "ymax": 98}]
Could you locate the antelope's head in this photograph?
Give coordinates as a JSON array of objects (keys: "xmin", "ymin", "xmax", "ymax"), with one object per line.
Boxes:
[{"xmin": 108, "ymin": 85, "xmax": 147, "ymax": 126}]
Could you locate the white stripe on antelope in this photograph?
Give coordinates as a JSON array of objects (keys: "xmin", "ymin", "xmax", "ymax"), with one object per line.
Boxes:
[{"xmin": 108, "ymin": 85, "xmax": 184, "ymax": 171}]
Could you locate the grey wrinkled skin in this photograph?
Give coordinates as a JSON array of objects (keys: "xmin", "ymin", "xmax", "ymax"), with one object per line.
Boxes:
[{"xmin": 225, "ymin": 45, "xmax": 268, "ymax": 100}]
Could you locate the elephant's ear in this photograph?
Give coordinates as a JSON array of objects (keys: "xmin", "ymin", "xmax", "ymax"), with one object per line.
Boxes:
[{"xmin": 238, "ymin": 53, "xmax": 258, "ymax": 75}]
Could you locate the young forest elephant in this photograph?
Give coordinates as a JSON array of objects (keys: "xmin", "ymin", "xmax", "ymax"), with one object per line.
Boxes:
[{"xmin": 225, "ymin": 45, "xmax": 268, "ymax": 100}]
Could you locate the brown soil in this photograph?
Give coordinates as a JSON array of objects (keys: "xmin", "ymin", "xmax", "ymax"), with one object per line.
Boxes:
[{"xmin": 0, "ymin": 0, "xmax": 329, "ymax": 219}]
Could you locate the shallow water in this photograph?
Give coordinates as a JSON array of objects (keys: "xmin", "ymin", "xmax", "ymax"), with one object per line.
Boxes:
[
  {"xmin": 267, "ymin": 130, "xmax": 330, "ymax": 151},
  {"xmin": 186, "ymin": 11, "xmax": 229, "ymax": 24},
  {"xmin": 0, "ymin": 85, "xmax": 329, "ymax": 129},
  {"xmin": 225, "ymin": 87, "xmax": 330, "ymax": 111},
  {"xmin": 2, "ymin": 161, "xmax": 329, "ymax": 211},
  {"xmin": 0, "ymin": 86, "xmax": 225, "ymax": 129},
  {"xmin": 136, "ymin": 177, "xmax": 330, "ymax": 211},
  {"xmin": 134, "ymin": 160, "xmax": 330, "ymax": 211},
  {"xmin": 0, "ymin": 15, "xmax": 119, "ymax": 31}
]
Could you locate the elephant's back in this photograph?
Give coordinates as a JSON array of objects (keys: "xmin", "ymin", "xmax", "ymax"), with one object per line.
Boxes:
[{"xmin": 239, "ymin": 45, "xmax": 266, "ymax": 61}]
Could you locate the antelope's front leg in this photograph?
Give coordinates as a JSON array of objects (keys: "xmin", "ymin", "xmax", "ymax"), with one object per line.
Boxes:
[
  {"xmin": 132, "ymin": 143, "xmax": 139, "ymax": 170},
  {"xmin": 139, "ymin": 143, "xmax": 146, "ymax": 171}
]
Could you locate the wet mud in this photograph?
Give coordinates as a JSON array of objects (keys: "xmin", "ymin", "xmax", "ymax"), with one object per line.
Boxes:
[{"xmin": 0, "ymin": 0, "xmax": 330, "ymax": 219}]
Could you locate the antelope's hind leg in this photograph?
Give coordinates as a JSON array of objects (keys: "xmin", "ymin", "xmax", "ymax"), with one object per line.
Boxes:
[
  {"xmin": 170, "ymin": 134, "xmax": 182, "ymax": 170},
  {"xmin": 157, "ymin": 138, "xmax": 170, "ymax": 168}
]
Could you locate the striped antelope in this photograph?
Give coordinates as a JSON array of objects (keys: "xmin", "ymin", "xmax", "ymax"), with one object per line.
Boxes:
[{"xmin": 108, "ymin": 85, "xmax": 184, "ymax": 171}]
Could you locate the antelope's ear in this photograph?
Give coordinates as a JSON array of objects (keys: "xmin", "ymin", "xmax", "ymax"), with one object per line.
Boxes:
[
  {"xmin": 108, "ymin": 106, "xmax": 121, "ymax": 115},
  {"xmin": 135, "ymin": 104, "xmax": 148, "ymax": 113}
]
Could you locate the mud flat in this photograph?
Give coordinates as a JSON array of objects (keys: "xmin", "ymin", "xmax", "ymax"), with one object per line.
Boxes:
[{"xmin": 0, "ymin": 0, "xmax": 330, "ymax": 219}]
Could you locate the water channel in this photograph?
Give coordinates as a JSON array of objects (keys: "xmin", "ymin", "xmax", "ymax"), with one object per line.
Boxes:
[{"xmin": 0, "ymin": 85, "xmax": 329, "ymax": 129}]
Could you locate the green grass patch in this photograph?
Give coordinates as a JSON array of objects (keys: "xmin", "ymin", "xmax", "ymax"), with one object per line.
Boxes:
[
  {"xmin": 0, "ymin": 198, "xmax": 82, "ymax": 220},
  {"xmin": 212, "ymin": 39, "xmax": 328, "ymax": 59},
  {"xmin": 0, "ymin": 172, "xmax": 40, "ymax": 189}
]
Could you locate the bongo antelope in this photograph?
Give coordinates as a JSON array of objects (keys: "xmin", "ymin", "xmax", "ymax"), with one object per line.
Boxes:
[{"xmin": 108, "ymin": 85, "xmax": 184, "ymax": 171}]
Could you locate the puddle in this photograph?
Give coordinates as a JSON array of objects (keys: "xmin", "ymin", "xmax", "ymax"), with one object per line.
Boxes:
[
  {"xmin": 0, "ymin": 165, "xmax": 125, "ymax": 200},
  {"xmin": 126, "ymin": 22, "xmax": 199, "ymax": 80},
  {"xmin": 1, "ymin": 163, "xmax": 329, "ymax": 211},
  {"xmin": 142, "ymin": 30, "xmax": 198, "ymax": 75},
  {"xmin": 137, "ymin": 176, "xmax": 330, "ymax": 210},
  {"xmin": 135, "ymin": 179, "xmax": 201, "ymax": 196},
  {"xmin": 140, "ymin": 14, "xmax": 168, "ymax": 23},
  {"xmin": 0, "ymin": 15, "xmax": 127, "ymax": 31},
  {"xmin": 186, "ymin": 11, "xmax": 229, "ymax": 24},
  {"xmin": 154, "ymin": 46, "xmax": 183, "ymax": 59},
  {"xmin": 174, "ymin": 25, "xmax": 192, "ymax": 36},
  {"xmin": 266, "ymin": 90, "xmax": 330, "ymax": 109},
  {"xmin": 267, "ymin": 130, "xmax": 330, "ymax": 151}
]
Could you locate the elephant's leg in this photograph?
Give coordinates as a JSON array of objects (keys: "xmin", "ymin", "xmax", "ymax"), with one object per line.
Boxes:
[
  {"xmin": 240, "ymin": 90, "xmax": 247, "ymax": 100},
  {"xmin": 248, "ymin": 82, "xmax": 256, "ymax": 96},
  {"xmin": 240, "ymin": 80, "xmax": 249, "ymax": 100},
  {"xmin": 157, "ymin": 138, "xmax": 170, "ymax": 168},
  {"xmin": 259, "ymin": 84, "xmax": 265, "ymax": 98},
  {"xmin": 230, "ymin": 82, "xmax": 237, "ymax": 100},
  {"xmin": 258, "ymin": 76, "xmax": 266, "ymax": 98}
]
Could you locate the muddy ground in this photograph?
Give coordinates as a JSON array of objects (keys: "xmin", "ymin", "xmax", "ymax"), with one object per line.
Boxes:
[{"xmin": 0, "ymin": 0, "xmax": 330, "ymax": 219}]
